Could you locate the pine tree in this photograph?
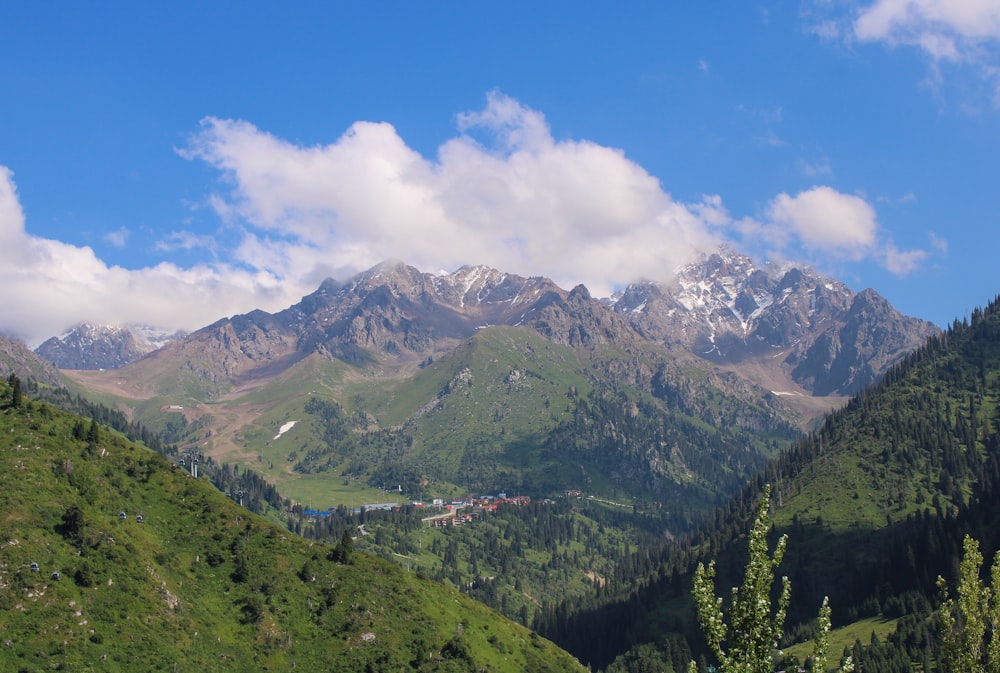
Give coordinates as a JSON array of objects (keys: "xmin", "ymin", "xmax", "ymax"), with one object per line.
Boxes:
[
  {"xmin": 86, "ymin": 418, "xmax": 100, "ymax": 444},
  {"xmin": 7, "ymin": 373, "xmax": 22, "ymax": 407},
  {"xmin": 329, "ymin": 528, "xmax": 354, "ymax": 564}
]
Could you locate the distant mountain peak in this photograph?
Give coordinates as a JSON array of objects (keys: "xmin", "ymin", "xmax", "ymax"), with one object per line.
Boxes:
[
  {"xmin": 610, "ymin": 247, "xmax": 937, "ymax": 395},
  {"xmin": 34, "ymin": 322, "xmax": 185, "ymax": 370}
]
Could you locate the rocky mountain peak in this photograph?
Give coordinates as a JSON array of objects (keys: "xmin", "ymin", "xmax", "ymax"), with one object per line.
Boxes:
[
  {"xmin": 1, "ymin": 334, "xmax": 62, "ymax": 385},
  {"xmin": 610, "ymin": 247, "xmax": 937, "ymax": 396},
  {"xmin": 34, "ymin": 323, "xmax": 182, "ymax": 370},
  {"xmin": 848, "ymin": 287, "xmax": 890, "ymax": 316},
  {"xmin": 350, "ymin": 258, "xmax": 426, "ymax": 295}
]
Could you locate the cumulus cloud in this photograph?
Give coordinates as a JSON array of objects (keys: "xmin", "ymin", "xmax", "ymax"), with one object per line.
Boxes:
[
  {"xmin": 179, "ymin": 90, "xmax": 720, "ymax": 298},
  {"xmin": 726, "ymin": 185, "xmax": 933, "ymax": 277},
  {"xmin": 0, "ymin": 167, "xmax": 287, "ymax": 346},
  {"xmin": 853, "ymin": 0, "xmax": 1000, "ymax": 57},
  {"xmin": 767, "ymin": 186, "xmax": 878, "ymax": 257},
  {"xmin": 0, "ymin": 93, "xmax": 940, "ymax": 346}
]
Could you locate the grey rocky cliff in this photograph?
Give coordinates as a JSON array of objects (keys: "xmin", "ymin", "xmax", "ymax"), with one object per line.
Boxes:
[
  {"xmin": 34, "ymin": 323, "xmax": 183, "ymax": 370},
  {"xmin": 611, "ymin": 248, "xmax": 939, "ymax": 396}
]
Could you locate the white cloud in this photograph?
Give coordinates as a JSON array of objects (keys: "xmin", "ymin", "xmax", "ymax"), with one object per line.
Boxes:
[
  {"xmin": 735, "ymin": 185, "xmax": 932, "ymax": 277},
  {"xmin": 104, "ymin": 226, "xmax": 129, "ymax": 248},
  {"xmin": 854, "ymin": 0, "xmax": 1000, "ymax": 57},
  {"xmin": 455, "ymin": 89, "xmax": 555, "ymax": 152},
  {"xmin": 766, "ymin": 186, "xmax": 879, "ymax": 257},
  {"xmin": 0, "ymin": 167, "xmax": 25, "ymax": 237},
  {"xmin": 850, "ymin": 0, "xmax": 1000, "ymax": 105},
  {"xmin": 180, "ymin": 90, "xmax": 720, "ymax": 298},
  {"xmin": 0, "ymin": 167, "xmax": 288, "ymax": 346},
  {"xmin": 690, "ymin": 194, "xmax": 732, "ymax": 227},
  {"xmin": 882, "ymin": 242, "xmax": 929, "ymax": 275}
]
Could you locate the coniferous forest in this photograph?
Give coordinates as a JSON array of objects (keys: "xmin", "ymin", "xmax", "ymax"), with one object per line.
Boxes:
[{"xmin": 535, "ymin": 295, "xmax": 1000, "ymax": 671}]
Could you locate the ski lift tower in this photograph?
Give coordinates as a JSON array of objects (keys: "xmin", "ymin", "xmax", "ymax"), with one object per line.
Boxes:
[{"xmin": 180, "ymin": 449, "xmax": 202, "ymax": 478}]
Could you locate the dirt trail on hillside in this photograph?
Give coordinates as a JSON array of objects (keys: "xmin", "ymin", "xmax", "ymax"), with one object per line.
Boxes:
[
  {"xmin": 64, "ymin": 368, "xmax": 284, "ymax": 464},
  {"xmin": 62, "ymin": 370, "xmax": 153, "ymax": 404},
  {"xmin": 198, "ymin": 403, "xmax": 271, "ymax": 462}
]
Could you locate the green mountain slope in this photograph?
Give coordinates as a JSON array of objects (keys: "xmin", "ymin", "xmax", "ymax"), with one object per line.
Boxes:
[
  {"xmin": 269, "ymin": 326, "xmax": 801, "ymax": 514},
  {"xmin": 760, "ymin": 299, "xmax": 1000, "ymax": 619},
  {"xmin": 0, "ymin": 381, "xmax": 585, "ymax": 673},
  {"xmin": 772, "ymin": 310, "xmax": 1000, "ymax": 529},
  {"xmin": 100, "ymin": 324, "xmax": 800, "ymax": 521},
  {"xmin": 540, "ymin": 296, "xmax": 1000, "ymax": 671}
]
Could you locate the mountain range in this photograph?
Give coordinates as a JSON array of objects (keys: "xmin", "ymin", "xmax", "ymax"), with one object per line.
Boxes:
[
  {"xmin": 5, "ymin": 248, "xmax": 995, "ymax": 673},
  {"xmin": 41, "ymin": 248, "xmax": 936, "ymax": 398},
  {"xmin": 612, "ymin": 250, "xmax": 938, "ymax": 396},
  {"xmin": 23, "ymin": 248, "xmax": 938, "ymax": 516}
]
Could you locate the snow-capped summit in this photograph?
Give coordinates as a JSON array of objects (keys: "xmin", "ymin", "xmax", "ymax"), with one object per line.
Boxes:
[
  {"xmin": 34, "ymin": 323, "xmax": 185, "ymax": 370},
  {"xmin": 611, "ymin": 248, "xmax": 937, "ymax": 395}
]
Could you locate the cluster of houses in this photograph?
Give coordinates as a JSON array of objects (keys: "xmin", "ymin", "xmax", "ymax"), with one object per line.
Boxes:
[
  {"xmin": 302, "ymin": 493, "xmax": 534, "ymax": 527},
  {"xmin": 420, "ymin": 494, "xmax": 532, "ymax": 528}
]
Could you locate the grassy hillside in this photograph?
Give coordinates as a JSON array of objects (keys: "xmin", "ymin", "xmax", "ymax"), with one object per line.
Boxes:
[
  {"xmin": 79, "ymin": 322, "xmax": 798, "ymax": 526},
  {"xmin": 540, "ymin": 297, "xmax": 1000, "ymax": 671},
  {"xmin": 253, "ymin": 327, "xmax": 799, "ymax": 510},
  {"xmin": 0, "ymin": 380, "xmax": 586, "ymax": 673}
]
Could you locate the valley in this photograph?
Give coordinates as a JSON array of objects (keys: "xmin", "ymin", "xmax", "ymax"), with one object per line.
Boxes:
[
  {"xmin": 49, "ymin": 251, "xmax": 929, "ymax": 514},
  {"xmin": 4, "ymin": 5, "xmax": 995, "ymax": 670},
  {"xmin": 5, "ymin": 252, "xmax": 975, "ymax": 672}
]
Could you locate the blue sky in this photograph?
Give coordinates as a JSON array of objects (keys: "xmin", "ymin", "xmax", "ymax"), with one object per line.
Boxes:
[{"xmin": 1, "ymin": 2, "xmax": 999, "ymax": 346}]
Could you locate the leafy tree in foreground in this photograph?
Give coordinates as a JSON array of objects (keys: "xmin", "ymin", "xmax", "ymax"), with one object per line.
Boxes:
[
  {"xmin": 690, "ymin": 485, "xmax": 853, "ymax": 673},
  {"xmin": 937, "ymin": 534, "xmax": 1000, "ymax": 673}
]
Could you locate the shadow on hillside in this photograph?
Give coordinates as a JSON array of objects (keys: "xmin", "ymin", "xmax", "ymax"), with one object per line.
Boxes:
[{"xmin": 540, "ymin": 510, "xmax": 988, "ymax": 671}]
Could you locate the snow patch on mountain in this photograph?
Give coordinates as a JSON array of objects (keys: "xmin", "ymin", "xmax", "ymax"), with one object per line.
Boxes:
[
  {"xmin": 608, "ymin": 246, "xmax": 937, "ymax": 395},
  {"xmin": 273, "ymin": 420, "xmax": 297, "ymax": 440}
]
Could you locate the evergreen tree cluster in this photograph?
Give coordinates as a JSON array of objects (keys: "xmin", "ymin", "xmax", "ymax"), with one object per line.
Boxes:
[
  {"xmin": 538, "ymin": 296, "xmax": 1000, "ymax": 671},
  {"xmin": 23, "ymin": 378, "xmax": 173, "ymax": 454}
]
